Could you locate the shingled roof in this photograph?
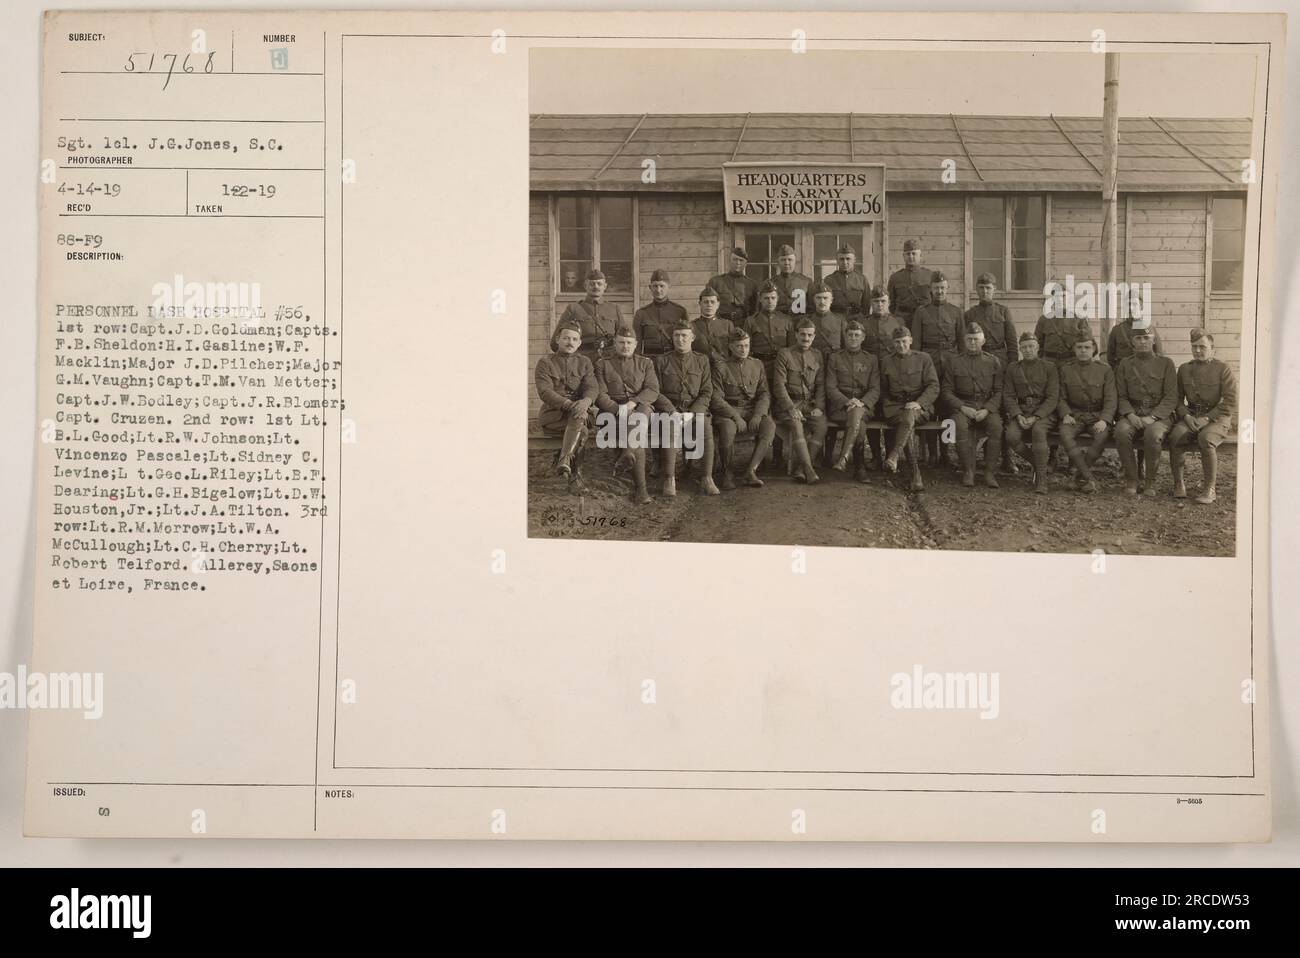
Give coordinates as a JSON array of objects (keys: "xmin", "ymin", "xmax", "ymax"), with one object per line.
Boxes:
[{"xmin": 530, "ymin": 114, "xmax": 1251, "ymax": 193}]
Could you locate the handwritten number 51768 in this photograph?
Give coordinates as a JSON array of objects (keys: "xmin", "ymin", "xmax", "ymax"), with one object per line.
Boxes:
[{"xmin": 123, "ymin": 51, "xmax": 217, "ymax": 89}]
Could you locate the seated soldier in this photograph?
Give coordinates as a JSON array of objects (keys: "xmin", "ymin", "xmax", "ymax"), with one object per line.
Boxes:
[
  {"xmin": 653, "ymin": 318, "xmax": 719, "ymax": 497},
  {"xmin": 1169, "ymin": 329, "xmax": 1238, "ymax": 505},
  {"xmin": 879, "ymin": 326, "xmax": 939, "ymax": 492},
  {"xmin": 826, "ymin": 319, "xmax": 881, "ymax": 483},
  {"xmin": 773, "ymin": 316, "xmax": 829, "ymax": 484},
  {"xmin": 1057, "ymin": 337, "xmax": 1117, "ymax": 494},
  {"xmin": 711, "ymin": 327, "xmax": 777, "ymax": 489},
  {"xmin": 1002, "ymin": 332, "xmax": 1060, "ymax": 494},
  {"xmin": 535, "ymin": 319, "xmax": 599, "ymax": 482},
  {"xmin": 942, "ymin": 322, "xmax": 1005, "ymax": 489},
  {"xmin": 1113, "ymin": 325, "xmax": 1177, "ymax": 496},
  {"xmin": 595, "ymin": 329, "xmax": 659, "ymax": 505},
  {"xmin": 552, "ymin": 268, "xmax": 625, "ymax": 360}
]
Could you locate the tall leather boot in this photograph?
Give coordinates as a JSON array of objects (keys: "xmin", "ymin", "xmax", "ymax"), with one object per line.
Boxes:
[
  {"xmin": 1031, "ymin": 442, "xmax": 1049, "ymax": 494},
  {"xmin": 631, "ymin": 448, "xmax": 651, "ymax": 504},
  {"xmin": 984, "ymin": 430, "xmax": 1001, "ymax": 488},
  {"xmin": 717, "ymin": 435, "xmax": 736, "ymax": 491},
  {"xmin": 744, "ymin": 425, "xmax": 772, "ymax": 487},
  {"xmin": 908, "ymin": 434, "xmax": 924, "ymax": 492},
  {"xmin": 556, "ymin": 418, "xmax": 584, "ymax": 478},
  {"xmin": 661, "ymin": 444, "xmax": 677, "ymax": 497},
  {"xmin": 833, "ymin": 407, "xmax": 863, "ymax": 471},
  {"xmin": 1118, "ymin": 430, "xmax": 1139, "ymax": 494},
  {"xmin": 1067, "ymin": 444, "xmax": 1095, "ymax": 492},
  {"xmin": 698, "ymin": 420, "xmax": 720, "ymax": 495},
  {"xmin": 1141, "ymin": 433, "xmax": 1161, "ymax": 497},
  {"xmin": 957, "ymin": 432, "xmax": 976, "ymax": 487},
  {"xmin": 791, "ymin": 424, "xmax": 820, "ymax": 484},
  {"xmin": 1170, "ymin": 445, "xmax": 1187, "ymax": 499},
  {"xmin": 1196, "ymin": 443, "xmax": 1218, "ymax": 504}
]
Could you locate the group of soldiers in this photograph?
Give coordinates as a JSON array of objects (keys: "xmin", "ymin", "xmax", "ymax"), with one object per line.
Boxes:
[{"xmin": 535, "ymin": 239, "xmax": 1237, "ymax": 506}]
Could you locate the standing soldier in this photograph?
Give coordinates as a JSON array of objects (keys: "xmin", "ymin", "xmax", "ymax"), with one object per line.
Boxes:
[
  {"xmin": 1057, "ymin": 337, "xmax": 1117, "ymax": 493},
  {"xmin": 807, "ymin": 280, "xmax": 845, "ymax": 357},
  {"xmin": 1168, "ymin": 329, "xmax": 1237, "ymax": 505},
  {"xmin": 1002, "ymin": 332, "xmax": 1060, "ymax": 493},
  {"xmin": 552, "ymin": 268, "xmax": 626, "ymax": 360},
  {"xmin": 825, "ymin": 244, "xmax": 867, "ymax": 320},
  {"xmin": 911, "ymin": 270, "xmax": 962, "ymax": 466},
  {"xmin": 692, "ymin": 285, "xmax": 736, "ymax": 367},
  {"xmin": 595, "ymin": 329, "xmax": 659, "ymax": 505},
  {"xmin": 826, "ymin": 319, "xmax": 881, "ymax": 482},
  {"xmin": 712, "ymin": 328, "xmax": 777, "ymax": 489},
  {"xmin": 1113, "ymin": 326, "xmax": 1177, "ymax": 496},
  {"xmin": 653, "ymin": 319, "xmax": 719, "ymax": 498},
  {"xmin": 743, "ymin": 279, "xmax": 793, "ymax": 381},
  {"xmin": 633, "ymin": 268, "xmax": 687, "ymax": 358},
  {"xmin": 862, "ymin": 286, "xmax": 908, "ymax": 467},
  {"xmin": 879, "ymin": 326, "xmax": 939, "ymax": 492},
  {"xmin": 965, "ymin": 272, "xmax": 1019, "ymax": 474},
  {"xmin": 1034, "ymin": 283, "xmax": 1093, "ymax": 366},
  {"xmin": 535, "ymin": 319, "xmax": 599, "ymax": 481},
  {"xmin": 887, "ymin": 238, "xmax": 933, "ymax": 326},
  {"xmin": 1107, "ymin": 312, "xmax": 1164, "ymax": 367},
  {"xmin": 773, "ymin": 317, "xmax": 829, "ymax": 484},
  {"xmin": 942, "ymin": 323, "xmax": 1005, "ymax": 489},
  {"xmin": 708, "ymin": 247, "xmax": 758, "ymax": 325},
  {"xmin": 772, "ymin": 244, "xmax": 812, "ymax": 316}
]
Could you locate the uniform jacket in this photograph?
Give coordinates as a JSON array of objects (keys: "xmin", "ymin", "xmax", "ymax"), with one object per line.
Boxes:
[
  {"xmin": 810, "ymin": 311, "xmax": 845, "ymax": 355},
  {"xmin": 633, "ymin": 299, "xmax": 687, "ymax": 355},
  {"xmin": 692, "ymin": 316, "xmax": 736, "ymax": 365},
  {"xmin": 654, "ymin": 350, "xmax": 712, "ymax": 414},
  {"xmin": 941, "ymin": 350, "xmax": 1004, "ymax": 415},
  {"xmin": 553, "ymin": 298, "xmax": 625, "ymax": 357},
  {"xmin": 1107, "ymin": 319, "xmax": 1164, "ymax": 367},
  {"xmin": 772, "ymin": 346, "xmax": 826, "ymax": 413},
  {"xmin": 1176, "ymin": 358, "xmax": 1238, "ymax": 423},
  {"xmin": 711, "ymin": 356, "xmax": 771, "ymax": 419},
  {"xmin": 1034, "ymin": 313, "xmax": 1093, "ymax": 362},
  {"xmin": 1003, "ymin": 358, "xmax": 1060, "ymax": 419},
  {"xmin": 964, "ymin": 301, "xmax": 1018, "ymax": 366},
  {"xmin": 772, "ymin": 271, "xmax": 812, "ymax": 315},
  {"xmin": 862, "ymin": 313, "xmax": 907, "ymax": 359},
  {"xmin": 595, "ymin": 354, "xmax": 659, "ymax": 413},
  {"xmin": 887, "ymin": 265, "xmax": 933, "ymax": 318},
  {"xmin": 707, "ymin": 271, "xmax": 758, "ymax": 322},
  {"xmin": 1058, "ymin": 359, "xmax": 1117, "ymax": 424},
  {"xmin": 911, "ymin": 302, "xmax": 962, "ymax": 358},
  {"xmin": 879, "ymin": 351, "xmax": 940, "ymax": 417},
  {"xmin": 742, "ymin": 310, "xmax": 793, "ymax": 360},
  {"xmin": 825, "ymin": 348, "xmax": 881, "ymax": 415},
  {"xmin": 1115, "ymin": 352, "xmax": 1178, "ymax": 421},
  {"xmin": 535, "ymin": 352, "xmax": 598, "ymax": 411},
  {"xmin": 825, "ymin": 269, "xmax": 867, "ymax": 317}
]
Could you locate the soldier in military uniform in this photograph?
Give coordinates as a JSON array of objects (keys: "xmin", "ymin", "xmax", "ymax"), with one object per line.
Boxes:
[
  {"xmin": 1056, "ymin": 337, "xmax": 1117, "ymax": 493},
  {"xmin": 861, "ymin": 286, "xmax": 908, "ymax": 468},
  {"xmin": 826, "ymin": 319, "xmax": 881, "ymax": 483},
  {"xmin": 772, "ymin": 244, "xmax": 811, "ymax": 316},
  {"xmin": 1107, "ymin": 309, "xmax": 1164, "ymax": 367},
  {"xmin": 886, "ymin": 238, "xmax": 932, "ymax": 326},
  {"xmin": 807, "ymin": 280, "xmax": 845, "ymax": 357},
  {"xmin": 707, "ymin": 247, "xmax": 758, "ymax": 324},
  {"xmin": 633, "ymin": 268, "xmax": 688, "ymax": 358},
  {"xmin": 825, "ymin": 244, "xmax": 867, "ymax": 320},
  {"xmin": 911, "ymin": 271, "xmax": 962, "ymax": 467},
  {"xmin": 711, "ymin": 327, "xmax": 777, "ymax": 489},
  {"xmin": 692, "ymin": 285, "xmax": 736, "ymax": 367},
  {"xmin": 595, "ymin": 329, "xmax": 659, "ymax": 505},
  {"xmin": 1168, "ymin": 329, "xmax": 1238, "ymax": 505},
  {"xmin": 742, "ymin": 279, "xmax": 793, "ymax": 380},
  {"xmin": 1034, "ymin": 284, "xmax": 1093, "ymax": 366},
  {"xmin": 773, "ymin": 317, "xmax": 829, "ymax": 484},
  {"xmin": 552, "ymin": 268, "xmax": 626, "ymax": 360},
  {"xmin": 942, "ymin": 323, "xmax": 1005, "ymax": 489},
  {"xmin": 964, "ymin": 273, "xmax": 1019, "ymax": 367},
  {"xmin": 1113, "ymin": 326, "xmax": 1177, "ymax": 496},
  {"xmin": 535, "ymin": 319, "xmax": 600, "ymax": 482},
  {"xmin": 652, "ymin": 319, "xmax": 719, "ymax": 498},
  {"xmin": 1002, "ymin": 332, "xmax": 1059, "ymax": 493},
  {"xmin": 879, "ymin": 326, "xmax": 939, "ymax": 492}
]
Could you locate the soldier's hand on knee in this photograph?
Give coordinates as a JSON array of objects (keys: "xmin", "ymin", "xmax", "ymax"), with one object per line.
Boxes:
[
  {"xmin": 809, "ymin": 408, "xmax": 823, "ymax": 419},
  {"xmin": 904, "ymin": 401, "xmax": 921, "ymax": 412},
  {"xmin": 974, "ymin": 409, "xmax": 989, "ymax": 423},
  {"xmin": 1124, "ymin": 413, "xmax": 1141, "ymax": 429},
  {"xmin": 732, "ymin": 413, "xmax": 746, "ymax": 432},
  {"xmin": 1196, "ymin": 416, "xmax": 1210, "ymax": 430},
  {"xmin": 790, "ymin": 408, "xmax": 805, "ymax": 422},
  {"xmin": 1061, "ymin": 414, "xmax": 1076, "ymax": 427},
  {"xmin": 747, "ymin": 416, "xmax": 763, "ymax": 435},
  {"xmin": 1140, "ymin": 415, "xmax": 1156, "ymax": 427},
  {"xmin": 1091, "ymin": 420, "xmax": 1108, "ymax": 436}
]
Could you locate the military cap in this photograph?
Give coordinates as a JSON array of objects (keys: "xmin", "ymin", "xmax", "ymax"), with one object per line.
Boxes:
[
  {"xmin": 964, "ymin": 321, "xmax": 984, "ymax": 335},
  {"xmin": 1019, "ymin": 331, "xmax": 1036, "ymax": 343},
  {"xmin": 845, "ymin": 319, "xmax": 865, "ymax": 333},
  {"xmin": 649, "ymin": 268, "xmax": 671, "ymax": 283},
  {"xmin": 586, "ymin": 268, "xmax": 606, "ymax": 282},
  {"xmin": 1131, "ymin": 324, "xmax": 1155, "ymax": 337},
  {"xmin": 777, "ymin": 244, "xmax": 796, "ymax": 256},
  {"xmin": 808, "ymin": 280, "xmax": 832, "ymax": 296},
  {"xmin": 891, "ymin": 326, "xmax": 912, "ymax": 340},
  {"xmin": 836, "ymin": 243, "xmax": 856, "ymax": 256},
  {"xmin": 699, "ymin": 285, "xmax": 720, "ymax": 301},
  {"xmin": 730, "ymin": 246, "xmax": 748, "ymax": 261},
  {"xmin": 976, "ymin": 272, "xmax": 997, "ymax": 286},
  {"xmin": 795, "ymin": 316, "xmax": 818, "ymax": 331},
  {"xmin": 929, "ymin": 270, "xmax": 948, "ymax": 284},
  {"xmin": 556, "ymin": 318, "xmax": 583, "ymax": 334},
  {"xmin": 1190, "ymin": 328, "xmax": 1214, "ymax": 343},
  {"xmin": 672, "ymin": 317, "xmax": 694, "ymax": 331},
  {"xmin": 903, "ymin": 239, "xmax": 922, "ymax": 252},
  {"xmin": 728, "ymin": 327, "xmax": 751, "ymax": 342},
  {"xmin": 869, "ymin": 285, "xmax": 889, "ymax": 300},
  {"xmin": 759, "ymin": 279, "xmax": 780, "ymax": 295}
]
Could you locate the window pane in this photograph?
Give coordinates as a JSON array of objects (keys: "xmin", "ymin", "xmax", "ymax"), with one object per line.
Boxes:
[
  {"xmin": 602, "ymin": 261, "xmax": 632, "ymax": 292},
  {"xmin": 973, "ymin": 229, "xmax": 1004, "ymax": 261},
  {"xmin": 1010, "ymin": 195, "xmax": 1044, "ymax": 228},
  {"xmin": 601, "ymin": 227, "xmax": 632, "ymax": 262},
  {"xmin": 598, "ymin": 196, "xmax": 632, "ymax": 229},
  {"xmin": 1213, "ymin": 197, "xmax": 1245, "ymax": 231},
  {"xmin": 971, "ymin": 196, "xmax": 1003, "ymax": 229},
  {"xmin": 1212, "ymin": 260, "xmax": 1242, "ymax": 293},
  {"xmin": 973, "ymin": 259, "xmax": 1002, "ymax": 285},
  {"xmin": 1012, "ymin": 258, "xmax": 1044, "ymax": 292},
  {"xmin": 559, "ymin": 227, "xmax": 591, "ymax": 261},
  {"xmin": 747, "ymin": 264, "xmax": 770, "ymax": 283},
  {"xmin": 556, "ymin": 196, "xmax": 593, "ymax": 230},
  {"xmin": 1012, "ymin": 226, "xmax": 1045, "ymax": 258}
]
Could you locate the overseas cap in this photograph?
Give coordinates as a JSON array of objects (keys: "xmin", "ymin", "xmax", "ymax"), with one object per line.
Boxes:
[
  {"xmin": 730, "ymin": 246, "xmax": 748, "ymax": 260},
  {"xmin": 1019, "ymin": 331, "xmax": 1036, "ymax": 343},
  {"xmin": 777, "ymin": 244, "xmax": 796, "ymax": 256},
  {"xmin": 903, "ymin": 239, "xmax": 921, "ymax": 252},
  {"xmin": 699, "ymin": 285, "xmax": 720, "ymax": 300},
  {"xmin": 837, "ymin": 243, "xmax": 856, "ymax": 256},
  {"xmin": 930, "ymin": 270, "xmax": 948, "ymax": 284},
  {"xmin": 729, "ymin": 327, "xmax": 751, "ymax": 342},
  {"xmin": 795, "ymin": 316, "xmax": 817, "ymax": 331},
  {"xmin": 809, "ymin": 280, "xmax": 832, "ymax": 296},
  {"xmin": 892, "ymin": 326, "xmax": 912, "ymax": 340},
  {"xmin": 586, "ymin": 268, "xmax": 606, "ymax": 282},
  {"xmin": 964, "ymin": 321, "xmax": 985, "ymax": 335},
  {"xmin": 672, "ymin": 318, "xmax": 694, "ymax": 331},
  {"xmin": 649, "ymin": 268, "xmax": 671, "ymax": 283},
  {"xmin": 976, "ymin": 272, "xmax": 997, "ymax": 286},
  {"xmin": 556, "ymin": 318, "xmax": 583, "ymax": 334},
  {"xmin": 845, "ymin": 319, "xmax": 866, "ymax": 333},
  {"xmin": 759, "ymin": 279, "xmax": 779, "ymax": 295},
  {"xmin": 870, "ymin": 285, "xmax": 889, "ymax": 300}
]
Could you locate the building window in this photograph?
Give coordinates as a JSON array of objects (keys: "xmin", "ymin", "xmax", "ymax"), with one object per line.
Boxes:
[
  {"xmin": 738, "ymin": 229, "xmax": 796, "ymax": 283},
  {"xmin": 555, "ymin": 194, "xmax": 634, "ymax": 295},
  {"xmin": 1211, "ymin": 196, "xmax": 1245, "ymax": 293},
  {"xmin": 971, "ymin": 195, "xmax": 1046, "ymax": 291}
]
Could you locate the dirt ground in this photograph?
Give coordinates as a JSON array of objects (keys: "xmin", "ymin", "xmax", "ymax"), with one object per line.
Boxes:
[{"xmin": 528, "ymin": 441, "xmax": 1239, "ymax": 556}]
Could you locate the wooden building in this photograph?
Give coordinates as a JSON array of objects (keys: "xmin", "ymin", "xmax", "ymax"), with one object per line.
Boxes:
[{"xmin": 529, "ymin": 113, "xmax": 1250, "ymax": 423}]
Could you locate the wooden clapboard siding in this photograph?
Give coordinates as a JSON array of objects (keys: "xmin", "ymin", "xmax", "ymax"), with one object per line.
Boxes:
[
  {"xmin": 886, "ymin": 193, "xmax": 965, "ymax": 296},
  {"xmin": 1208, "ymin": 297, "xmax": 1243, "ymax": 369},
  {"xmin": 1128, "ymin": 193, "xmax": 1212, "ymax": 369},
  {"xmin": 637, "ymin": 193, "xmax": 725, "ymax": 295},
  {"xmin": 528, "ymin": 193, "xmax": 553, "ymax": 425}
]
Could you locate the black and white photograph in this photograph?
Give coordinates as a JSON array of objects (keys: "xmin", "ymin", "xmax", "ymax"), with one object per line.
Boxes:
[{"xmin": 528, "ymin": 46, "xmax": 1255, "ymax": 556}]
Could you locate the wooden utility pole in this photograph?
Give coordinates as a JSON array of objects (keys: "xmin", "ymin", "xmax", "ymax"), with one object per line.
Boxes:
[{"xmin": 1100, "ymin": 53, "xmax": 1120, "ymax": 342}]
